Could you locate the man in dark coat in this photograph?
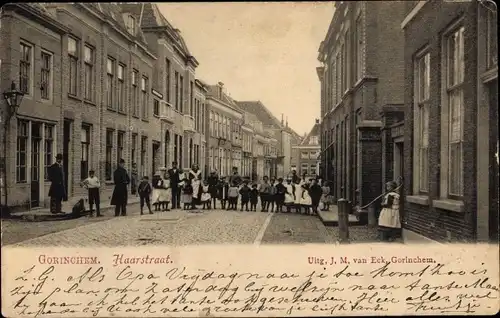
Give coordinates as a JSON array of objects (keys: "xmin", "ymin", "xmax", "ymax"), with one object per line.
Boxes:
[
  {"xmin": 111, "ymin": 158, "xmax": 130, "ymax": 216},
  {"xmin": 207, "ymin": 171, "xmax": 219, "ymax": 209},
  {"xmin": 229, "ymin": 167, "xmax": 242, "ymax": 186},
  {"xmin": 48, "ymin": 153, "xmax": 66, "ymax": 214},
  {"xmin": 291, "ymin": 170, "xmax": 300, "ymax": 185},
  {"xmin": 168, "ymin": 161, "xmax": 182, "ymax": 209}
]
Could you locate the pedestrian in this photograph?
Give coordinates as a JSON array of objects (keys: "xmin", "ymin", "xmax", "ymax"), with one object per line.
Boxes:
[
  {"xmin": 227, "ymin": 181, "xmax": 239, "ymax": 210},
  {"xmin": 131, "ymin": 162, "xmax": 138, "ymax": 195},
  {"xmin": 111, "ymin": 158, "xmax": 130, "ymax": 217},
  {"xmin": 274, "ymin": 178, "xmax": 286, "ymax": 213},
  {"xmin": 181, "ymin": 179, "xmax": 193, "ymax": 210},
  {"xmin": 207, "ymin": 171, "xmax": 219, "ymax": 209},
  {"xmin": 378, "ymin": 181, "xmax": 401, "ymax": 242},
  {"xmin": 151, "ymin": 171, "xmax": 162, "ymax": 211},
  {"xmin": 320, "ymin": 181, "xmax": 330, "ymax": 211},
  {"xmin": 249, "ymin": 184, "xmax": 259, "ymax": 211},
  {"xmin": 229, "ymin": 166, "xmax": 242, "ymax": 186},
  {"xmin": 268, "ymin": 178, "xmax": 277, "ymax": 212},
  {"xmin": 300, "ymin": 181, "xmax": 312, "ymax": 214},
  {"xmin": 168, "ymin": 161, "xmax": 182, "ymax": 209},
  {"xmin": 294, "ymin": 178, "xmax": 304, "ymax": 213},
  {"xmin": 239, "ymin": 181, "xmax": 251, "ymax": 211},
  {"xmin": 309, "ymin": 178, "xmax": 323, "ymax": 215},
  {"xmin": 283, "ymin": 178, "xmax": 295, "ymax": 213},
  {"xmin": 188, "ymin": 163, "xmax": 203, "ymax": 209},
  {"xmin": 259, "ymin": 176, "xmax": 272, "ymax": 212},
  {"xmin": 48, "ymin": 153, "xmax": 67, "ymax": 214},
  {"xmin": 200, "ymin": 180, "xmax": 212, "ymax": 210},
  {"xmin": 138, "ymin": 175, "xmax": 154, "ymax": 215},
  {"xmin": 218, "ymin": 177, "xmax": 229, "ymax": 210},
  {"xmin": 81, "ymin": 169, "xmax": 101, "ymax": 217}
]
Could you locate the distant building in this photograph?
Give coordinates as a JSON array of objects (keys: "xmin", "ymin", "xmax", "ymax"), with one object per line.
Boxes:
[
  {"xmin": 293, "ymin": 119, "xmax": 321, "ymax": 180},
  {"xmin": 402, "ymin": 0, "xmax": 498, "ymax": 243}
]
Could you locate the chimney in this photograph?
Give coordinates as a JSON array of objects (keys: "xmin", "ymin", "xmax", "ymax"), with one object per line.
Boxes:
[
  {"xmin": 217, "ymin": 82, "xmax": 224, "ymax": 98},
  {"xmin": 281, "ymin": 114, "xmax": 284, "ymax": 126},
  {"xmin": 315, "ymin": 118, "xmax": 320, "ymax": 124}
]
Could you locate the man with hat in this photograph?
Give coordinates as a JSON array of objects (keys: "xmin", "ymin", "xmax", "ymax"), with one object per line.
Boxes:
[
  {"xmin": 168, "ymin": 161, "xmax": 182, "ymax": 209},
  {"xmin": 48, "ymin": 153, "xmax": 67, "ymax": 214},
  {"xmin": 111, "ymin": 158, "xmax": 130, "ymax": 216}
]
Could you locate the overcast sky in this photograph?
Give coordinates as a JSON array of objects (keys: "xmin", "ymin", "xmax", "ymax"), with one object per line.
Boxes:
[{"xmin": 158, "ymin": 2, "xmax": 334, "ymax": 136}]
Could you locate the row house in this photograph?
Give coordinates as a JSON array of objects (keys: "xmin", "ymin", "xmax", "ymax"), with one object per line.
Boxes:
[
  {"xmin": 250, "ymin": 117, "xmax": 267, "ymax": 181},
  {"xmin": 241, "ymin": 112, "xmax": 255, "ymax": 178},
  {"xmin": 123, "ymin": 3, "xmax": 207, "ymax": 173},
  {"xmin": 402, "ymin": 0, "xmax": 498, "ymax": 243},
  {"xmin": 317, "ymin": 1, "xmax": 407, "ymax": 209},
  {"xmin": 1, "ymin": 3, "xmax": 159, "ymax": 211},
  {"xmin": 206, "ymin": 82, "xmax": 244, "ymax": 177},
  {"xmin": 293, "ymin": 119, "xmax": 321, "ymax": 179}
]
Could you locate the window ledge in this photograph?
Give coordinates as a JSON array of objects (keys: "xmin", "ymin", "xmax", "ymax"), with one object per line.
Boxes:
[
  {"xmin": 105, "ymin": 181, "xmax": 114, "ymax": 185},
  {"xmin": 141, "ymin": 118, "xmax": 149, "ymax": 123},
  {"xmin": 68, "ymin": 94, "xmax": 81, "ymax": 102},
  {"xmin": 432, "ymin": 199, "xmax": 465, "ymax": 213},
  {"xmin": 84, "ymin": 99, "xmax": 96, "ymax": 106},
  {"xmin": 118, "ymin": 110, "xmax": 127, "ymax": 115},
  {"xmin": 132, "ymin": 114, "xmax": 140, "ymax": 119},
  {"xmin": 406, "ymin": 195, "xmax": 429, "ymax": 206},
  {"xmin": 107, "ymin": 107, "xmax": 116, "ymax": 113}
]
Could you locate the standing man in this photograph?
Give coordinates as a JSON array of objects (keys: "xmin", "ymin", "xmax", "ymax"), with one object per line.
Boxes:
[
  {"xmin": 111, "ymin": 158, "xmax": 130, "ymax": 216},
  {"xmin": 168, "ymin": 161, "xmax": 181, "ymax": 209},
  {"xmin": 229, "ymin": 166, "xmax": 242, "ymax": 186},
  {"xmin": 48, "ymin": 153, "xmax": 66, "ymax": 214},
  {"xmin": 291, "ymin": 169, "xmax": 300, "ymax": 185}
]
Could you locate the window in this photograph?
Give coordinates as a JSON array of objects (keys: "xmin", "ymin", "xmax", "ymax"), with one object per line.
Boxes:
[
  {"xmin": 310, "ymin": 136, "xmax": 319, "ymax": 145},
  {"xmin": 486, "ymin": 9, "xmax": 497, "ymax": 69},
  {"xmin": 153, "ymin": 99, "xmax": 160, "ymax": 116},
  {"xmin": 44, "ymin": 124, "xmax": 54, "ymax": 181},
  {"xmin": 84, "ymin": 45, "xmax": 94, "ymax": 101},
  {"xmin": 106, "ymin": 58, "xmax": 115, "ymax": 109},
  {"xmin": 190, "ymin": 81, "xmax": 194, "ymax": 116},
  {"xmin": 68, "ymin": 37, "xmax": 78, "ymax": 96},
  {"xmin": 179, "ymin": 75, "xmax": 184, "ymax": 113},
  {"xmin": 40, "ymin": 51, "xmax": 52, "ymax": 99},
  {"xmin": 131, "ymin": 133, "xmax": 137, "ymax": 164},
  {"xmin": 310, "ymin": 164, "xmax": 317, "ymax": 174},
  {"xmin": 81, "ymin": 125, "xmax": 91, "ymax": 180},
  {"xmin": 141, "ymin": 76, "xmax": 148, "ymax": 118},
  {"xmin": 166, "ymin": 59, "xmax": 171, "ymax": 103},
  {"xmin": 174, "ymin": 71, "xmax": 179, "ymax": 110},
  {"xmin": 105, "ymin": 129, "xmax": 114, "ymax": 181},
  {"xmin": 132, "ymin": 70, "xmax": 138, "ymax": 116},
  {"xmin": 117, "ymin": 131, "xmax": 125, "ymax": 163},
  {"xmin": 222, "ymin": 117, "xmax": 227, "ymax": 138},
  {"xmin": 301, "ymin": 151, "xmax": 309, "ymax": 159},
  {"xmin": 126, "ymin": 14, "xmax": 136, "ymax": 35},
  {"xmin": 141, "ymin": 136, "xmax": 147, "ymax": 176},
  {"xmin": 16, "ymin": 120, "xmax": 28, "ymax": 183},
  {"xmin": 415, "ymin": 52, "xmax": 430, "ymax": 192},
  {"xmin": 301, "ymin": 163, "xmax": 308, "ymax": 176},
  {"xmin": 117, "ymin": 64, "xmax": 125, "ymax": 112},
  {"xmin": 445, "ymin": 27, "xmax": 465, "ymax": 197},
  {"xmin": 355, "ymin": 14, "xmax": 363, "ymax": 80},
  {"xmin": 19, "ymin": 43, "xmax": 32, "ymax": 94},
  {"xmin": 210, "ymin": 111, "xmax": 214, "ymax": 136},
  {"xmin": 335, "ymin": 52, "xmax": 341, "ymax": 103},
  {"xmin": 179, "ymin": 136, "xmax": 183, "ymax": 167}
]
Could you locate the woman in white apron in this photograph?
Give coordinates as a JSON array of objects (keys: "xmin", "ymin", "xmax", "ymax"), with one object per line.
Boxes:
[
  {"xmin": 156, "ymin": 168, "xmax": 171, "ymax": 211},
  {"xmin": 284, "ymin": 178, "xmax": 295, "ymax": 213},
  {"xmin": 300, "ymin": 181, "xmax": 312, "ymax": 214},
  {"xmin": 188, "ymin": 164, "xmax": 203, "ymax": 208},
  {"xmin": 294, "ymin": 178, "xmax": 304, "ymax": 213},
  {"xmin": 378, "ymin": 181, "xmax": 401, "ymax": 241}
]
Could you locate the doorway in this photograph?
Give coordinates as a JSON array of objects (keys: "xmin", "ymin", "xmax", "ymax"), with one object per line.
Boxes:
[
  {"xmin": 30, "ymin": 123, "xmax": 42, "ymax": 207},
  {"xmin": 164, "ymin": 130, "xmax": 170, "ymax": 168},
  {"xmin": 63, "ymin": 120, "xmax": 72, "ymax": 196},
  {"xmin": 393, "ymin": 140, "xmax": 404, "ymax": 181}
]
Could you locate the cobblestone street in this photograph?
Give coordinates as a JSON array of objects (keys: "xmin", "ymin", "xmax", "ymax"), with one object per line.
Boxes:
[{"xmin": 2, "ymin": 204, "xmax": 390, "ymax": 246}]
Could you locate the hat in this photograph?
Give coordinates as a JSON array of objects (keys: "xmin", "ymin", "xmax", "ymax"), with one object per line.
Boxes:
[
  {"xmin": 386, "ymin": 181, "xmax": 398, "ymax": 189},
  {"xmin": 55, "ymin": 153, "xmax": 63, "ymax": 160},
  {"xmin": 119, "ymin": 158, "xmax": 125, "ymax": 164}
]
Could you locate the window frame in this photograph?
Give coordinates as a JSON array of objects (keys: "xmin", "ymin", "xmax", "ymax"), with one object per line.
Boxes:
[
  {"xmin": 43, "ymin": 124, "xmax": 54, "ymax": 181},
  {"xmin": 81, "ymin": 124, "xmax": 91, "ymax": 180},
  {"xmin": 117, "ymin": 64, "xmax": 125, "ymax": 112},
  {"xmin": 106, "ymin": 57, "xmax": 115, "ymax": 110},
  {"xmin": 83, "ymin": 45, "xmax": 94, "ymax": 101},
  {"xmin": 141, "ymin": 76, "xmax": 148, "ymax": 119},
  {"xmin": 105, "ymin": 129, "xmax": 114, "ymax": 181},
  {"xmin": 117, "ymin": 131, "xmax": 125, "ymax": 164},
  {"xmin": 19, "ymin": 41, "xmax": 33, "ymax": 96},
  {"xmin": 132, "ymin": 69, "xmax": 139, "ymax": 116},
  {"xmin": 68, "ymin": 36, "xmax": 79, "ymax": 96},
  {"xmin": 40, "ymin": 50, "xmax": 53, "ymax": 100}
]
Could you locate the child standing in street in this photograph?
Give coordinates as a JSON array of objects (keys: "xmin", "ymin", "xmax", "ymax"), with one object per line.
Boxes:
[
  {"xmin": 81, "ymin": 169, "xmax": 101, "ymax": 217},
  {"xmin": 181, "ymin": 179, "xmax": 194, "ymax": 210},
  {"xmin": 275, "ymin": 178, "xmax": 286, "ymax": 213},
  {"xmin": 268, "ymin": 179, "xmax": 277, "ymax": 212},
  {"xmin": 239, "ymin": 181, "xmax": 251, "ymax": 211},
  {"xmin": 200, "ymin": 180, "xmax": 212, "ymax": 210},
  {"xmin": 227, "ymin": 181, "xmax": 239, "ymax": 210},
  {"xmin": 259, "ymin": 176, "xmax": 271, "ymax": 212},
  {"xmin": 378, "ymin": 181, "xmax": 401, "ymax": 242},
  {"xmin": 138, "ymin": 176, "xmax": 153, "ymax": 215},
  {"xmin": 309, "ymin": 178, "xmax": 323, "ymax": 215},
  {"xmin": 284, "ymin": 178, "xmax": 295, "ymax": 213},
  {"xmin": 218, "ymin": 177, "xmax": 229, "ymax": 210},
  {"xmin": 250, "ymin": 184, "xmax": 259, "ymax": 211},
  {"xmin": 300, "ymin": 181, "xmax": 312, "ymax": 214}
]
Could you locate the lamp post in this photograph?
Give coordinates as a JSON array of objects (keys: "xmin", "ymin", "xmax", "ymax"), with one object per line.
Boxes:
[{"xmin": 1, "ymin": 81, "xmax": 25, "ymax": 217}]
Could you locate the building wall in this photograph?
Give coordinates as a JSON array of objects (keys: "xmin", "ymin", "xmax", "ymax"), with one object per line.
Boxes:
[{"xmin": 403, "ymin": 1, "xmax": 482, "ymax": 242}]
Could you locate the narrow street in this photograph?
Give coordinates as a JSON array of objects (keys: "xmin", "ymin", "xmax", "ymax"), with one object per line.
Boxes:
[{"xmin": 1, "ymin": 205, "xmax": 382, "ymax": 247}]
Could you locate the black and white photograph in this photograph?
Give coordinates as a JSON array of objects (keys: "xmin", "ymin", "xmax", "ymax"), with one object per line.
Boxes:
[{"xmin": 0, "ymin": 1, "xmax": 498, "ymax": 248}]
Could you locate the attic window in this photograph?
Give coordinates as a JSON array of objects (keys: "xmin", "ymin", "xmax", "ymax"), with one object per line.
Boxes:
[
  {"xmin": 126, "ymin": 15, "xmax": 136, "ymax": 35},
  {"xmin": 310, "ymin": 136, "xmax": 319, "ymax": 145}
]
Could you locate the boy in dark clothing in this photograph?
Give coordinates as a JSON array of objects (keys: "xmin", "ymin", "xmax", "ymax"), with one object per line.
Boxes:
[
  {"xmin": 268, "ymin": 179, "xmax": 277, "ymax": 212},
  {"xmin": 138, "ymin": 176, "xmax": 153, "ymax": 215},
  {"xmin": 218, "ymin": 177, "xmax": 229, "ymax": 210},
  {"xmin": 308, "ymin": 178, "xmax": 323, "ymax": 214},
  {"xmin": 227, "ymin": 181, "xmax": 239, "ymax": 210},
  {"xmin": 182, "ymin": 180, "xmax": 194, "ymax": 210},
  {"xmin": 239, "ymin": 181, "xmax": 251, "ymax": 211},
  {"xmin": 259, "ymin": 176, "xmax": 271, "ymax": 212},
  {"xmin": 275, "ymin": 178, "xmax": 286, "ymax": 213},
  {"xmin": 207, "ymin": 172, "xmax": 219, "ymax": 209},
  {"xmin": 250, "ymin": 184, "xmax": 259, "ymax": 211}
]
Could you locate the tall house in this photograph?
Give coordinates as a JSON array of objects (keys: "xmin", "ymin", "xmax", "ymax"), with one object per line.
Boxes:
[
  {"xmin": 402, "ymin": 0, "xmax": 498, "ymax": 243},
  {"xmin": 293, "ymin": 119, "xmax": 321, "ymax": 179},
  {"xmin": 1, "ymin": 3, "xmax": 158, "ymax": 211},
  {"xmin": 317, "ymin": 1, "xmax": 406, "ymax": 208},
  {"xmin": 206, "ymin": 82, "xmax": 244, "ymax": 177},
  {"xmin": 121, "ymin": 3, "xmax": 206, "ymax": 171}
]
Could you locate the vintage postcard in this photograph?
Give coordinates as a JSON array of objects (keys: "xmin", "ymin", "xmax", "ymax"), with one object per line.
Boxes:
[{"xmin": 1, "ymin": 1, "xmax": 498, "ymax": 317}]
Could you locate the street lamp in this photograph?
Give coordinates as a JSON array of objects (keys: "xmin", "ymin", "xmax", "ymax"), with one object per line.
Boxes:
[{"xmin": 1, "ymin": 81, "xmax": 25, "ymax": 217}]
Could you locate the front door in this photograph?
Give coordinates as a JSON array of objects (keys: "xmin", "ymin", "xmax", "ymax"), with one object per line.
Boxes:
[
  {"xmin": 30, "ymin": 123, "xmax": 41, "ymax": 207},
  {"xmin": 63, "ymin": 120, "xmax": 71, "ymax": 196}
]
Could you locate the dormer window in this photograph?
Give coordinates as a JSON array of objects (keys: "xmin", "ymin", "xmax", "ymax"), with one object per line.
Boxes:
[{"xmin": 127, "ymin": 15, "xmax": 136, "ymax": 35}]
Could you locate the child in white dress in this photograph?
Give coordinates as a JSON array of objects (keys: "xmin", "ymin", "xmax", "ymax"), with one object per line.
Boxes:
[
  {"xmin": 200, "ymin": 181, "xmax": 212, "ymax": 210},
  {"xmin": 378, "ymin": 181, "xmax": 401, "ymax": 241}
]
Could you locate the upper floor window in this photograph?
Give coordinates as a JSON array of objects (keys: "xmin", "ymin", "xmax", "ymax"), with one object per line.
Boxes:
[
  {"xmin": 141, "ymin": 76, "xmax": 148, "ymax": 119},
  {"xmin": 355, "ymin": 14, "xmax": 364, "ymax": 81},
  {"xmin": 84, "ymin": 45, "xmax": 94, "ymax": 101},
  {"xmin": 132, "ymin": 70, "xmax": 139, "ymax": 116},
  {"xmin": 68, "ymin": 37, "xmax": 79, "ymax": 96},
  {"xmin": 106, "ymin": 58, "xmax": 115, "ymax": 109},
  {"xmin": 126, "ymin": 14, "xmax": 136, "ymax": 35},
  {"xmin": 40, "ymin": 51, "xmax": 52, "ymax": 100},
  {"xmin": 117, "ymin": 64, "xmax": 125, "ymax": 112},
  {"xmin": 486, "ymin": 9, "xmax": 497, "ymax": 69},
  {"xmin": 414, "ymin": 52, "xmax": 430, "ymax": 193},
  {"xmin": 310, "ymin": 136, "xmax": 319, "ymax": 145},
  {"xmin": 19, "ymin": 42, "xmax": 32, "ymax": 95}
]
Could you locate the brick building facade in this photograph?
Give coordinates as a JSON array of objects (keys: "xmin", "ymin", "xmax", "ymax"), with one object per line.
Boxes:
[
  {"xmin": 317, "ymin": 1, "xmax": 407, "ymax": 208},
  {"xmin": 402, "ymin": 0, "xmax": 498, "ymax": 243},
  {"xmin": 292, "ymin": 119, "xmax": 321, "ymax": 179}
]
